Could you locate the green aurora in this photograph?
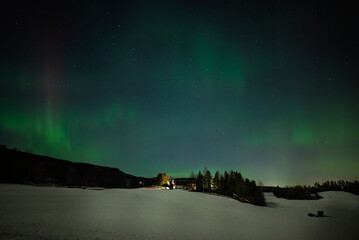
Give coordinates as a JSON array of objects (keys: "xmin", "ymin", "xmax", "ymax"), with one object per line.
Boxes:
[{"xmin": 1, "ymin": 1, "xmax": 358, "ymax": 185}]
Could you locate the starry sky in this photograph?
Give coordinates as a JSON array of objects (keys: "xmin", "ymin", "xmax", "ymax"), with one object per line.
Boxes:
[{"xmin": 1, "ymin": 0, "xmax": 358, "ymax": 186}]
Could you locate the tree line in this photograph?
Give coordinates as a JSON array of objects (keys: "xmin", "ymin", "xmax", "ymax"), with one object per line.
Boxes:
[
  {"xmin": 192, "ymin": 167, "xmax": 266, "ymax": 206},
  {"xmin": 273, "ymin": 185, "xmax": 321, "ymax": 200},
  {"xmin": 314, "ymin": 180, "xmax": 359, "ymax": 195},
  {"xmin": 273, "ymin": 180, "xmax": 359, "ymax": 200}
]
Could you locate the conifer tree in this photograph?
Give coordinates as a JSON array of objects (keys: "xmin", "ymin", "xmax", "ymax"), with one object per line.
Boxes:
[
  {"xmin": 196, "ymin": 171, "xmax": 204, "ymax": 192},
  {"xmin": 213, "ymin": 171, "xmax": 221, "ymax": 190},
  {"xmin": 204, "ymin": 169, "xmax": 212, "ymax": 191}
]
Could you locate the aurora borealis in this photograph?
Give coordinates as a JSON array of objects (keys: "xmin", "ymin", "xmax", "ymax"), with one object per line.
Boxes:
[{"xmin": 1, "ymin": 1, "xmax": 358, "ymax": 185}]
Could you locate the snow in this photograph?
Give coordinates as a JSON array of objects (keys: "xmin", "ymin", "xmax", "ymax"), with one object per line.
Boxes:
[{"xmin": 0, "ymin": 184, "xmax": 358, "ymax": 240}]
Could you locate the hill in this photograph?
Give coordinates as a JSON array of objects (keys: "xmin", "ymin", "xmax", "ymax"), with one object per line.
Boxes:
[{"xmin": 0, "ymin": 145, "xmax": 155, "ymax": 188}]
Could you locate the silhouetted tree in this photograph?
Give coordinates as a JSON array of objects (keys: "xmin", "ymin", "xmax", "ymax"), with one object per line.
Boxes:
[
  {"xmin": 231, "ymin": 171, "xmax": 243, "ymax": 197},
  {"xmin": 189, "ymin": 171, "xmax": 196, "ymax": 184},
  {"xmin": 213, "ymin": 171, "xmax": 221, "ymax": 190},
  {"xmin": 221, "ymin": 171, "xmax": 230, "ymax": 196},
  {"xmin": 204, "ymin": 169, "xmax": 212, "ymax": 191},
  {"xmin": 196, "ymin": 171, "xmax": 204, "ymax": 192},
  {"xmin": 190, "ymin": 168, "xmax": 266, "ymax": 206}
]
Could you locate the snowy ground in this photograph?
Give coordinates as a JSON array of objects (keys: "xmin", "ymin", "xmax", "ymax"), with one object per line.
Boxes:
[{"xmin": 0, "ymin": 184, "xmax": 358, "ymax": 240}]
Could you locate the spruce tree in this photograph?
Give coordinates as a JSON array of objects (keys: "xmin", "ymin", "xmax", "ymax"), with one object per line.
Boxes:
[
  {"xmin": 204, "ymin": 169, "xmax": 212, "ymax": 191},
  {"xmin": 196, "ymin": 171, "xmax": 204, "ymax": 192},
  {"xmin": 214, "ymin": 171, "xmax": 221, "ymax": 190}
]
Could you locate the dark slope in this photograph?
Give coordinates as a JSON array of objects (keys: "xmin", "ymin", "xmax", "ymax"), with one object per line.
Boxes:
[{"xmin": 0, "ymin": 145, "xmax": 155, "ymax": 188}]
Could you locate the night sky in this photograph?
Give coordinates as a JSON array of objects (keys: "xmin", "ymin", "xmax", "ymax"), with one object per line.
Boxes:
[{"xmin": 1, "ymin": 1, "xmax": 358, "ymax": 186}]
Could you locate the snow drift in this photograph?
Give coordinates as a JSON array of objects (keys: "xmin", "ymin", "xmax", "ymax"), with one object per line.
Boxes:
[{"xmin": 0, "ymin": 184, "xmax": 358, "ymax": 240}]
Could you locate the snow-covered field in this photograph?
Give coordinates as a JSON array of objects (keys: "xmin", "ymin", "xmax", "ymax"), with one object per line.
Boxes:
[{"xmin": 0, "ymin": 184, "xmax": 358, "ymax": 240}]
